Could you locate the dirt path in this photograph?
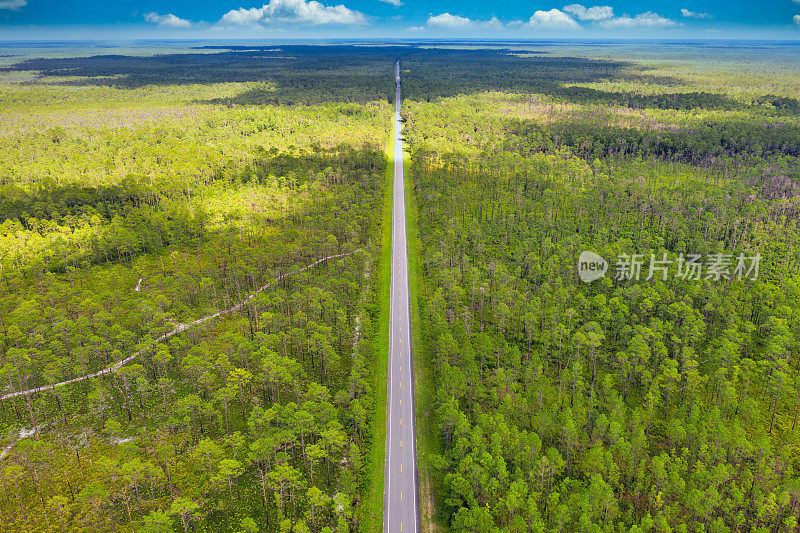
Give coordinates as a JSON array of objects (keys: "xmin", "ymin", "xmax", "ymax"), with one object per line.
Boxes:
[{"xmin": 0, "ymin": 251, "xmax": 355, "ymax": 401}]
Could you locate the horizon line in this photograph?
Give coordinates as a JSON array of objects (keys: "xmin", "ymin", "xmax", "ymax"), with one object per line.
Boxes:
[{"xmin": 2, "ymin": 36, "xmax": 800, "ymax": 43}]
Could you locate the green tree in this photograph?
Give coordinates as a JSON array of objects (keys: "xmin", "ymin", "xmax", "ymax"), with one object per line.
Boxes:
[
  {"xmin": 78, "ymin": 481, "xmax": 109, "ymax": 533},
  {"xmin": 169, "ymin": 497, "xmax": 200, "ymax": 533},
  {"xmin": 216, "ymin": 459, "xmax": 245, "ymax": 507},
  {"xmin": 141, "ymin": 510, "xmax": 173, "ymax": 533}
]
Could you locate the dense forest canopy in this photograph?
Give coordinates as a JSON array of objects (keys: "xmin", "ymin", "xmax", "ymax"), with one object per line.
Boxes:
[
  {"xmin": 400, "ymin": 43, "xmax": 800, "ymax": 533},
  {"xmin": 0, "ymin": 42, "xmax": 394, "ymax": 532}
]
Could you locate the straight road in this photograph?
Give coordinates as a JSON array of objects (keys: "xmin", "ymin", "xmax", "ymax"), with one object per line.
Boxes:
[{"xmin": 383, "ymin": 61, "xmax": 420, "ymax": 533}]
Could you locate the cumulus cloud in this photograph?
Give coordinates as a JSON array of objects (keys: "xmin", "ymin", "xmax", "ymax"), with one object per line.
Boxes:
[
  {"xmin": 427, "ymin": 12, "xmax": 473, "ymax": 29},
  {"xmin": 483, "ymin": 16, "xmax": 503, "ymax": 29},
  {"xmin": 0, "ymin": 0, "xmax": 26, "ymax": 10},
  {"xmin": 795, "ymin": 14, "xmax": 800, "ymax": 27},
  {"xmin": 599, "ymin": 11, "xmax": 677, "ymax": 29},
  {"xmin": 405, "ymin": 25, "xmax": 426, "ymax": 32},
  {"xmin": 681, "ymin": 8, "xmax": 711, "ymax": 19},
  {"xmin": 144, "ymin": 12, "xmax": 192, "ymax": 28},
  {"xmin": 563, "ymin": 4, "xmax": 613, "ymax": 21},
  {"xmin": 524, "ymin": 9, "xmax": 580, "ymax": 30},
  {"xmin": 219, "ymin": 0, "xmax": 367, "ymax": 27},
  {"xmin": 379, "ymin": 0, "xmax": 402, "ymax": 6},
  {"xmin": 425, "ymin": 13, "xmax": 502, "ymax": 30}
]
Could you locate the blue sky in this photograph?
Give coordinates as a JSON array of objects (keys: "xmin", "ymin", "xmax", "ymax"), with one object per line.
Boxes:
[{"xmin": 1, "ymin": 0, "xmax": 799, "ymax": 39}]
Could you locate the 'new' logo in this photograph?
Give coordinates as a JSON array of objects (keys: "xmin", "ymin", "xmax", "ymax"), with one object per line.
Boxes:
[{"xmin": 578, "ymin": 251, "xmax": 608, "ymax": 283}]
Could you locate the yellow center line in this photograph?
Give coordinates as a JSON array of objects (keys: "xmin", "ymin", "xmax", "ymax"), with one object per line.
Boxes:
[
  {"xmin": 401, "ymin": 491, "xmax": 403, "ymax": 501},
  {"xmin": 400, "ymin": 418, "xmax": 403, "ymax": 425},
  {"xmin": 400, "ymin": 440, "xmax": 403, "ymax": 447}
]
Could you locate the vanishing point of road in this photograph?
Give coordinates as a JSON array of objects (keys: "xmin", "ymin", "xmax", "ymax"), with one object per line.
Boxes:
[{"xmin": 383, "ymin": 61, "xmax": 420, "ymax": 533}]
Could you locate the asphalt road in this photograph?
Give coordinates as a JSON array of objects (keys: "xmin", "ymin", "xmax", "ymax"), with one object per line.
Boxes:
[{"xmin": 383, "ymin": 61, "xmax": 420, "ymax": 533}]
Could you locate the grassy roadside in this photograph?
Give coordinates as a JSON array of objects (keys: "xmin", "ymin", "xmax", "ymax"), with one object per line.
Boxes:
[
  {"xmin": 404, "ymin": 146, "xmax": 448, "ymax": 533},
  {"xmin": 359, "ymin": 125, "xmax": 394, "ymax": 533}
]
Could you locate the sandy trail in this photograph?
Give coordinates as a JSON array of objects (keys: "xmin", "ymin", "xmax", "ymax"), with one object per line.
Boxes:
[{"xmin": 0, "ymin": 251, "xmax": 355, "ymax": 401}]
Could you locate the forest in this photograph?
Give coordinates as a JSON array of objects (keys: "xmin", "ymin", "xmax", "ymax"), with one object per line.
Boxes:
[
  {"xmin": 0, "ymin": 43, "xmax": 396, "ymax": 532},
  {"xmin": 401, "ymin": 43, "xmax": 800, "ymax": 532},
  {"xmin": 1, "ymin": 40, "xmax": 800, "ymax": 532}
]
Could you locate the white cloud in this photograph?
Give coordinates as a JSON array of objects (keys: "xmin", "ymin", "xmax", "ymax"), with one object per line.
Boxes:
[
  {"xmin": 219, "ymin": 0, "xmax": 367, "ymax": 27},
  {"xmin": 795, "ymin": 14, "xmax": 800, "ymax": 27},
  {"xmin": 681, "ymin": 8, "xmax": 711, "ymax": 19},
  {"xmin": 427, "ymin": 12, "xmax": 473, "ymax": 29},
  {"xmin": 379, "ymin": 0, "xmax": 402, "ymax": 6},
  {"xmin": 424, "ymin": 13, "xmax": 503, "ymax": 30},
  {"xmin": 405, "ymin": 25, "xmax": 426, "ymax": 32},
  {"xmin": 524, "ymin": 9, "xmax": 580, "ymax": 30},
  {"xmin": 563, "ymin": 4, "xmax": 613, "ymax": 21},
  {"xmin": 144, "ymin": 12, "xmax": 192, "ymax": 28},
  {"xmin": 480, "ymin": 16, "xmax": 503, "ymax": 29},
  {"xmin": 0, "ymin": 0, "xmax": 26, "ymax": 10},
  {"xmin": 599, "ymin": 11, "xmax": 677, "ymax": 29}
]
